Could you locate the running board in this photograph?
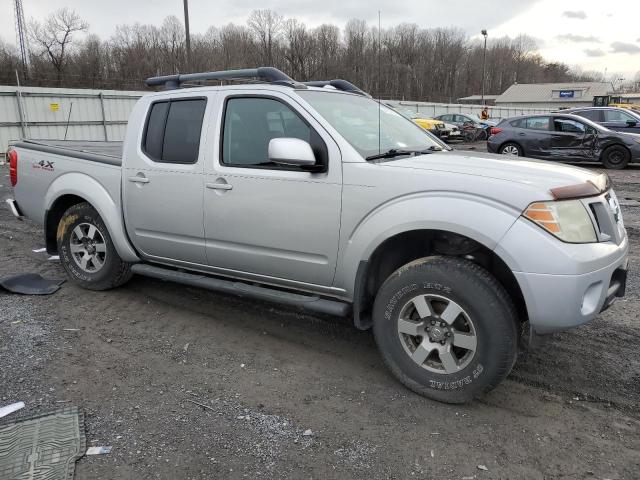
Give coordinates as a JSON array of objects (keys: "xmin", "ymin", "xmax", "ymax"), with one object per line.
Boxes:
[{"xmin": 131, "ymin": 264, "xmax": 351, "ymax": 317}]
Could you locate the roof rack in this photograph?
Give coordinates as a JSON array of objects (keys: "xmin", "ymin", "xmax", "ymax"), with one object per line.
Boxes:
[
  {"xmin": 145, "ymin": 67, "xmax": 370, "ymax": 97},
  {"xmin": 145, "ymin": 67, "xmax": 298, "ymax": 90},
  {"xmin": 302, "ymin": 80, "xmax": 369, "ymax": 97}
]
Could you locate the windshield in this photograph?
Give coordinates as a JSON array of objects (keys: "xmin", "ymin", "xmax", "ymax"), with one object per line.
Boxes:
[{"xmin": 297, "ymin": 91, "xmax": 445, "ymax": 159}]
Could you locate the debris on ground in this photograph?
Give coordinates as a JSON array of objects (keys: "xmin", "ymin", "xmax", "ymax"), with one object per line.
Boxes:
[
  {"xmin": 0, "ymin": 401, "xmax": 25, "ymax": 419},
  {"xmin": 86, "ymin": 446, "xmax": 112, "ymax": 455}
]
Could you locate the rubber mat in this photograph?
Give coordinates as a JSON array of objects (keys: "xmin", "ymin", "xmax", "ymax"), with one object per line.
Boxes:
[
  {"xmin": 0, "ymin": 407, "xmax": 85, "ymax": 480},
  {"xmin": 0, "ymin": 273, "xmax": 65, "ymax": 295}
]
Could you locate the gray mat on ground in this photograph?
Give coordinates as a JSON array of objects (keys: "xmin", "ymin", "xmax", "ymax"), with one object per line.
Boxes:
[
  {"xmin": 0, "ymin": 407, "xmax": 86, "ymax": 480},
  {"xmin": 0, "ymin": 274, "xmax": 65, "ymax": 295}
]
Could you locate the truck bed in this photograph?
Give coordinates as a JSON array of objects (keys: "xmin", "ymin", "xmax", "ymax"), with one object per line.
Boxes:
[{"xmin": 11, "ymin": 139, "xmax": 123, "ymax": 166}]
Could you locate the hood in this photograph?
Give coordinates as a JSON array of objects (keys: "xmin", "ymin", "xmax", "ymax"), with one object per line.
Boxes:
[{"xmin": 380, "ymin": 150, "xmax": 605, "ymax": 198}]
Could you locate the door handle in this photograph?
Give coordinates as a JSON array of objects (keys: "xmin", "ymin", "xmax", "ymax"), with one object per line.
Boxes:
[
  {"xmin": 518, "ymin": 132, "xmax": 526, "ymax": 136},
  {"xmin": 129, "ymin": 175, "xmax": 149, "ymax": 184},
  {"xmin": 206, "ymin": 182, "xmax": 233, "ymax": 191}
]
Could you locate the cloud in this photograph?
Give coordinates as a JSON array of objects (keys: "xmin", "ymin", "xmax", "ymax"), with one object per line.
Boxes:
[
  {"xmin": 584, "ymin": 49, "xmax": 606, "ymax": 57},
  {"xmin": 556, "ymin": 34, "xmax": 599, "ymax": 43},
  {"xmin": 611, "ymin": 42, "xmax": 640, "ymax": 54},
  {"xmin": 562, "ymin": 11, "xmax": 587, "ymax": 19}
]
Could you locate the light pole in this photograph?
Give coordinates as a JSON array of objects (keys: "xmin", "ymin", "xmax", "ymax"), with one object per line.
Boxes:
[
  {"xmin": 183, "ymin": 0, "xmax": 192, "ymax": 71},
  {"xmin": 481, "ymin": 29, "xmax": 488, "ymax": 105}
]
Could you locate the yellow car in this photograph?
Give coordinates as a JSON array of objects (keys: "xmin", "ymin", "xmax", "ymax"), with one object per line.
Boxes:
[{"xmin": 388, "ymin": 105, "xmax": 450, "ymax": 138}]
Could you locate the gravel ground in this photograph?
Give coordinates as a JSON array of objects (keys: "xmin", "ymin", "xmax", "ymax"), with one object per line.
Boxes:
[{"xmin": 1, "ymin": 159, "xmax": 639, "ymax": 479}]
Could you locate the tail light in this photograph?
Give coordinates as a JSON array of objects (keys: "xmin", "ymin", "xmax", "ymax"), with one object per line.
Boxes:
[
  {"xmin": 490, "ymin": 127, "xmax": 503, "ymax": 136},
  {"xmin": 8, "ymin": 149, "xmax": 18, "ymax": 187}
]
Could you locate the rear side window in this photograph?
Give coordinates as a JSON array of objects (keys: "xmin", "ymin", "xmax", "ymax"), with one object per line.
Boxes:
[
  {"xmin": 143, "ymin": 98, "xmax": 207, "ymax": 164},
  {"xmin": 525, "ymin": 116, "xmax": 550, "ymax": 130},
  {"xmin": 574, "ymin": 110, "xmax": 602, "ymax": 122}
]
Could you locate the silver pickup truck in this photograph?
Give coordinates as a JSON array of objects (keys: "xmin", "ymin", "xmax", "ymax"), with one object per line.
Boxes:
[{"xmin": 5, "ymin": 67, "xmax": 629, "ymax": 403}]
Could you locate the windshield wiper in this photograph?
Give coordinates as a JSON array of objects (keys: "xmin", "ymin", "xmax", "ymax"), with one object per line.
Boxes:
[{"xmin": 365, "ymin": 148, "xmax": 437, "ymax": 161}]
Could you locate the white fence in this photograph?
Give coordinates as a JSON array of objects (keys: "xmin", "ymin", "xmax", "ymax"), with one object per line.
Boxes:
[
  {"xmin": 0, "ymin": 85, "xmax": 144, "ymax": 157},
  {"xmin": 0, "ymin": 85, "xmax": 554, "ymax": 157},
  {"xmin": 385, "ymin": 100, "xmax": 552, "ymax": 121}
]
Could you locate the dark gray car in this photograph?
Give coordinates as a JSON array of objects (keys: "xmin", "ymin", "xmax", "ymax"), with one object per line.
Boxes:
[
  {"xmin": 561, "ymin": 107, "xmax": 640, "ymax": 134},
  {"xmin": 487, "ymin": 113, "xmax": 640, "ymax": 169}
]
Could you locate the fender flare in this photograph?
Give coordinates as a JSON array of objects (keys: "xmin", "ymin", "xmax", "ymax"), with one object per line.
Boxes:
[
  {"xmin": 44, "ymin": 172, "xmax": 140, "ymax": 262},
  {"xmin": 336, "ymin": 193, "xmax": 521, "ymax": 297}
]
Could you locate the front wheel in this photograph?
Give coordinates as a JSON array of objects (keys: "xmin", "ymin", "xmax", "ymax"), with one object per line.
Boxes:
[
  {"xmin": 372, "ymin": 256, "xmax": 518, "ymax": 403},
  {"xmin": 56, "ymin": 202, "xmax": 133, "ymax": 290},
  {"xmin": 602, "ymin": 145, "xmax": 630, "ymax": 169}
]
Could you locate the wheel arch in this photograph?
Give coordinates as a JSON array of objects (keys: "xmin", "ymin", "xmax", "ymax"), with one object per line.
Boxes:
[
  {"xmin": 44, "ymin": 173, "xmax": 139, "ymax": 262},
  {"xmin": 352, "ymin": 229, "xmax": 528, "ymax": 333}
]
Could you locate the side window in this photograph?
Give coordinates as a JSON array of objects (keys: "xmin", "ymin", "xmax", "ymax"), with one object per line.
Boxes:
[
  {"xmin": 604, "ymin": 110, "xmax": 636, "ymax": 123},
  {"xmin": 525, "ymin": 116, "xmax": 550, "ymax": 130},
  {"xmin": 554, "ymin": 118, "xmax": 586, "ymax": 134},
  {"xmin": 574, "ymin": 110, "xmax": 602, "ymax": 122},
  {"xmin": 142, "ymin": 98, "xmax": 207, "ymax": 164},
  {"xmin": 510, "ymin": 119, "xmax": 524, "ymax": 128},
  {"xmin": 221, "ymin": 97, "xmax": 326, "ymax": 168}
]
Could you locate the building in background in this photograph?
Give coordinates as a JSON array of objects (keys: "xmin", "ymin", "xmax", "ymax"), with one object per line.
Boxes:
[
  {"xmin": 494, "ymin": 82, "xmax": 610, "ymax": 109},
  {"xmin": 457, "ymin": 95, "xmax": 499, "ymax": 105}
]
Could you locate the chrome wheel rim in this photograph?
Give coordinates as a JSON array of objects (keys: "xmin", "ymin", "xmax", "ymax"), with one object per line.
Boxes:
[
  {"xmin": 69, "ymin": 222, "xmax": 107, "ymax": 273},
  {"xmin": 502, "ymin": 145, "xmax": 519, "ymax": 156},
  {"xmin": 397, "ymin": 294, "xmax": 477, "ymax": 374}
]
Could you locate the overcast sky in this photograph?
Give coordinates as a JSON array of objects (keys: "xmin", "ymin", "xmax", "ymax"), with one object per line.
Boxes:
[{"xmin": 2, "ymin": 0, "xmax": 639, "ymax": 80}]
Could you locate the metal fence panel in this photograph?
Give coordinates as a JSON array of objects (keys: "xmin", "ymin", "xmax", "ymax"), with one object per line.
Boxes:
[{"xmin": 0, "ymin": 85, "xmax": 143, "ymax": 156}]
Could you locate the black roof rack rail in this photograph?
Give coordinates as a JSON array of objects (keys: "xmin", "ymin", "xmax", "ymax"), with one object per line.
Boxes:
[
  {"xmin": 302, "ymin": 79, "xmax": 370, "ymax": 97},
  {"xmin": 145, "ymin": 67, "xmax": 299, "ymax": 90}
]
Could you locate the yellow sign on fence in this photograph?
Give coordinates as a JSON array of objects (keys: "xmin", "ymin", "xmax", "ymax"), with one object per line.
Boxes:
[{"xmin": 49, "ymin": 103, "xmax": 60, "ymax": 112}]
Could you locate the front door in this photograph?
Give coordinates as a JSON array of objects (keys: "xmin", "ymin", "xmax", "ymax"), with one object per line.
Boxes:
[
  {"xmin": 203, "ymin": 92, "xmax": 341, "ymax": 287},
  {"xmin": 550, "ymin": 117, "xmax": 588, "ymax": 160},
  {"xmin": 123, "ymin": 96, "xmax": 209, "ymax": 265},
  {"xmin": 602, "ymin": 109, "xmax": 640, "ymax": 133}
]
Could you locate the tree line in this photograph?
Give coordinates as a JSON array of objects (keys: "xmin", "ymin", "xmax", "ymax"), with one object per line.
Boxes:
[{"xmin": 0, "ymin": 8, "xmax": 607, "ymax": 102}]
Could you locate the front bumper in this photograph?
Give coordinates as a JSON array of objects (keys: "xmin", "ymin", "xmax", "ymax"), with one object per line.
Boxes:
[{"xmin": 514, "ymin": 253, "xmax": 628, "ymax": 334}]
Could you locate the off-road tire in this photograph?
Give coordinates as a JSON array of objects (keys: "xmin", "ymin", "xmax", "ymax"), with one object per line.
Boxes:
[
  {"xmin": 602, "ymin": 145, "xmax": 630, "ymax": 170},
  {"xmin": 56, "ymin": 202, "xmax": 133, "ymax": 290},
  {"xmin": 372, "ymin": 256, "xmax": 518, "ymax": 404}
]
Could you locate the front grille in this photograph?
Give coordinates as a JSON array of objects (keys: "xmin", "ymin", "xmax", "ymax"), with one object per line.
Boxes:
[{"xmin": 586, "ymin": 190, "xmax": 625, "ymax": 244}]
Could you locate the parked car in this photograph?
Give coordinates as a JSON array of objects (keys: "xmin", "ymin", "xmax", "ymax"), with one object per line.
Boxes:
[
  {"xmin": 559, "ymin": 107, "xmax": 640, "ymax": 134},
  {"xmin": 6, "ymin": 67, "xmax": 628, "ymax": 404},
  {"xmin": 387, "ymin": 105, "xmax": 451, "ymax": 140},
  {"xmin": 435, "ymin": 113, "xmax": 495, "ymax": 141},
  {"xmin": 487, "ymin": 113, "xmax": 640, "ymax": 169},
  {"xmin": 443, "ymin": 122, "xmax": 462, "ymax": 142}
]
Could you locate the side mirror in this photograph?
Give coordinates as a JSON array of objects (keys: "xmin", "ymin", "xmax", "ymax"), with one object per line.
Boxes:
[
  {"xmin": 626, "ymin": 120, "xmax": 637, "ymax": 127},
  {"xmin": 268, "ymin": 138, "xmax": 316, "ymax": 168}
]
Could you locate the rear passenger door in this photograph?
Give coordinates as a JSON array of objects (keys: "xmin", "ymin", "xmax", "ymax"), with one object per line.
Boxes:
[
  {"xmin": 123, "ymin": 96, "xmax": 209, "ymax": 265},
  {"xmin": 513, "ymin": 116, "xmax": 551, "ymax": 158}
]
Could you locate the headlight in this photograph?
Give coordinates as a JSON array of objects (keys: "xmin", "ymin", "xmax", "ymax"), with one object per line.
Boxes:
[{"xmin": 523, "ymin": 200, "xmax": 597, "ymax": 243}]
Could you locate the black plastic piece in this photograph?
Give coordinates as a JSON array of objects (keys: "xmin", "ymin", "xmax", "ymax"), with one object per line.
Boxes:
[
  {"xmin": 146, "ymin": 67, "xmax": 297, "ymax": 90},
  {"xmin": 131, "ymin": 263, "xmax": 351, "ymax": 317},
  {"xmin": 0, "ymin": 273, "xmax": 65, "ymax": 295},
  {"xmin": 302, "ymin": 79, "xmax": 370, "ymax": 97}
]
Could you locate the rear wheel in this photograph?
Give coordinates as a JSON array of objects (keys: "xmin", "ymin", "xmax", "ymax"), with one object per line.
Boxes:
[
  {"xmin": 602, "ymin": 145, "xmax": 630, "ymax": 169},
  {"xmin": 500, "ymin": 142, "xmax": 522, "ymax": 156},
  {"xmin": 372, "ymin": 256, "xmax": 518, "ymax": 403},
  {"xmin": 57, "ymin": 202, "xmax": 132, "ymax": 290}
]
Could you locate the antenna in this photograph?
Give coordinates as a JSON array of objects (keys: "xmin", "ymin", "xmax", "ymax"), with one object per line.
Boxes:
[{"xmin": 378, "ymin": 10, "xmax": 381, "ymax": 155}]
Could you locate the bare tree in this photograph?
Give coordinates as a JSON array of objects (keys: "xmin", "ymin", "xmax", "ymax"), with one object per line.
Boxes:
[
  {"xmin": 248, "ymin": 9, "xmax": 283, "ymax": 66},
  {"xmin": 29, "ymin": 8, "xmax": 88, "ymax": 86}
]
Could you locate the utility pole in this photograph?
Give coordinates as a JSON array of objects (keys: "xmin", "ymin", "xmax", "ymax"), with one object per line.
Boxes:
[
  {"xmin": 14, "ymin": 0, "xmax": 29, "ymax": 82},
  {"xmin": 481, "ymin": 29, "xmax": 488, "ymax": 105},
  {"xmin": 183, "ymin": 0, "xmax": 192, "ymax": 71}
]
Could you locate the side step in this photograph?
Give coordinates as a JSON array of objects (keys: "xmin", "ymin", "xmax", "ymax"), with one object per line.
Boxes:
[{"xmin": 131, "ymin": 264, "xmax": 351, "ymax": 317}]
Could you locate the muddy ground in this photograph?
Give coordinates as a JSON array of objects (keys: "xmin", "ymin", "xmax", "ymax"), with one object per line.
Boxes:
[{"xmin": 1, "ymin": 160, "xmax": 639, "ymax": 479}]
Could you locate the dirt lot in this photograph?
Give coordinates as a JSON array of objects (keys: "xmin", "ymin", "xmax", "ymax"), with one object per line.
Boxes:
[{"xmin": 1, "ymin": 160, "xmax": 639, "ymax": 479}]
